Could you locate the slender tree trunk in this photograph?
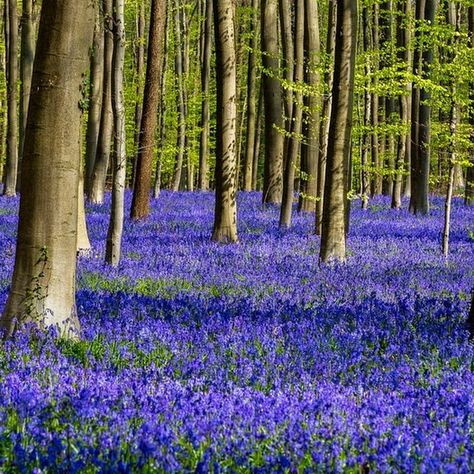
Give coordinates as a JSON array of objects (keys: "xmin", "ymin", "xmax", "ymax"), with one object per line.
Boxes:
[
  {"xmin": 3, "ymin": 0, "xmax": 18, "ymax": 196},
  {"xmin": 298, "ymin": 0, "xmax": 321, "ymax": 213},
  {"xmin": 280, "ymin": 0, "xmax": 304, "ymax": 228},
  {"xmin": 17, "ymin": 0, "xmax": 35, "ymax": 192},
  {"xmin": 361, "ymin": 2, "xmax": 372, "ymax": 210},
  {"xmin": 316, "ymin": 0, "xmax": 336, "ymax": 234},
  {"xmin": 279, "ymin": 0, "xmax": 294, "ymax": 133},
  {"xmin": 442, "ymin": 2, "xmax": 459, "ymax": 258},
  {"xmin": 131, "ymin": 0, "xmax": 167, "ymax": 219},
  {"xmin": 106, "ymin": 0, "xmax": 126, "ymax": 265},
  {"xmin": 131, "ymin": 0, "xmax": 146, "ymax": 189},
  {"xmin": 0, "ymin": 0, "xmax": 95, "ymax": 337},
  {"xmin": 261, "ymin": 0, "xmax": 284, "ymax": 204},
  {"xmin": 466, "ymin": 7, "xmax": 474, "ymax": 205},
  {"xmin": 252, "ymin": 85, "xmax": 263, "ymax": 190},
  {"xmin": 85, "ymin": 14, "xmax": 104, "ymax": 195},
  {"xmin": 89, "ymin": 0, "xmax": 114, "ymax": 204},
  {"xmin": 468, "ymin": 292, "xmax": 474, "ymax": 338},
  {"xmin": 243, "ymin": 0, "xmax": 259, "ymax": 191},
  {"xmin": 410, "ymin": 0, "xmax": 436, "ymax": 215},
  {"xmin": 392, "ymin": 0, "xmax": 410, "ymax": 209},
  {"xmin": 320, "ymin": 0, "xmax": 357, "ymax": 263},
  {"xmin": 198, "ymin": 0, "xmax": 213, "ymax": 190},
  {"xmin": 153, "ymin": 1, "xmax": 170, "ymax": 199},
  {"xmin": 172, "ymin": 0, "xmax": 186, "ymax": 191},
  {"xmin": 211, "ymin": 0, "xmax": 238, "ymax": 243}
]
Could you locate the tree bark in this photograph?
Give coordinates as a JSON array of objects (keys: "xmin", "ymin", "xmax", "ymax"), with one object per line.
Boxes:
[
  {"xmin": 85, "ymin": 14, "xmax": 104, "ymax": 195},
  {"xmin": 17, "ymin": 0, "xmax": 36, "ymax": 192},
  {"xmin": 105, "ymin": 0, "xmax": 126, "ymax": 265},
  {"xmin": 280, "ymin": 0, "xmax": 304, "ymax": 228},
  {"xmin": 172, "ymin": 0, "xmax": 186, "ymax": 192},
  {"xmin": 315, "ymin": 0, "xmax": 336, "ymax": 235},
  {"xmin": 320, "ymin": 0, "xmax": 357, "ymax": 263},
  {"xmin": 211, "ymin": 0, "xmax": 238, "ymax": 243},
  {"xmin": 243, "ymin": 0, "xmax": 259, "ymax": 191},
  {"xmin": 131, "ymin": 0, "xmax": 146, "ymax": 190},
  {"xmin": 298, "ymin": 0, "xmax": 321, "ymax": 213},
  {"xmin": 89, "ymin": 0, "xmax": 114, "ymax": 204},
  {"xmin": 466, "ymin": 7, "xmax": 474, "ymax": 205},
  {"xmin": 261, "ymin": 0, "xmax": 284, "ymax": 204},
  {"xmin": 1, "ymin": 0, "xmax": 95, "ymax": 337},
  {"xmin": 410, "ymin": 0, "xmax": 437, "ymax": 215},
  {"xmin": 131, "ymin": 0, "xmax": 167, "ymax": 219},
  {"xmin": 3, "ymin": 0, "xmax": 18, "ymax": 196},
  {"xmin": 198, "ymin": 0, "xmax": 213, "ymax": 190}
]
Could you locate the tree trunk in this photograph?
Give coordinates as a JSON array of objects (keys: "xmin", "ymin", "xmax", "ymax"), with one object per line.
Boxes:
[
  {"xmin": 361, "ymin": 2, "xmax": 372, "ymax": 210},
  {"xmin": 252, "ymin": 85, "xmax": 263, "ymax": 191},
  {"xmin": 88, "ymin": 0, "xmax": 114, "ymax": 204},
  {"xmin": 410, "ymin": 0, "xmax": 436, "ymax": 215},
  {"xmin": 466, "ymin": 7, "xmax": 474, "ymax": 205},
  {"xmin": 320, "ymin": 0, "xmax": 357, "ymax": 263},
  {"xmin": 131, "ymin": 0, "xmax": 167, "ymax": 219},
  {"xmin": 131, "ymin": 0, "xmax": 146, "ymax": 190},
  {"xmin": 85, "ymin": 14, "xmax": 104, "ymax": 195},
  {"xmin": 315, "ymin": 0, "xmax": 336, "ymax": 235},
  {"xmin": 1, "ymin": 0, "xmax": 95, "ymax": 337},
  {"xmin": 298, "ymin": 0, "xmax": 321, "ymax": 213},
  {"xmin": 172, "ymin": 0, "xmax": 186, "ymax": 192},
  {"xmin": 77, "ymin": 160, "xmax": 91, "ymax": 253},
  {"xmin": 105, "ymin": 0, "xmax": 126, "ymax": 265},
  {"xmin": 198, "ymin": 0, "xmax": 213, "ymax": 190},
  {"xmin": 280, "ymin": 0, "xmax": 304, "ymax": 228},
  {"xmin": 3, "ymin": 0, "xmax": 18, "ymax": 196},
  {"xmin": 17, "ymin": 0, "xmax": 36, "ymax": 192},
  {"xmin": 211, "ymin": 0, "xmax": 238, "ymax": 243},
  {"xmin": 261, "ymin": 0, "xmax": 284, "ymax": 204},
  {"xmin": 243, "ymin": 0, "xmax": 259, "ymax": 191},
  {"xmin": 391, "ymin": 0, "xmax": 411, "ymax": 209}
]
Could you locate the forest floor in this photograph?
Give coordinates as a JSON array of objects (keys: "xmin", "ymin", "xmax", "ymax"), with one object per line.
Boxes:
[{"xmin": 0, "ymin": 192, "xmax": 472, "ymax": 472}]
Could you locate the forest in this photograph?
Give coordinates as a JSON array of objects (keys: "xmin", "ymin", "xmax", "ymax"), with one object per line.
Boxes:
[{"xmin": 0, "ymin": 0, "xmax": 472, "ymax": 471}]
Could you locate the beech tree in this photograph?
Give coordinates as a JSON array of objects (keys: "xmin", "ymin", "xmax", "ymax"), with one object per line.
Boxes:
[
  {"xmin": 0, "ymin": 0, "xmax": 95, "ymax": 337},
  {"xmin": 211, "ymin": 0, "xmax": 238, "ymax": 243},
  {"xmin": 3, "ymin": 0, "xmax": 18, "ymax": 196},
  {"xmin": 261, "ymin": 0, "xmax": 284, "ymax": 204},
  {"xmin": 131, "ymin": 0, "xmax": 168, "ymax": 220},
  {"xmin": 320, "ymin": 0, "xmax": 357, "ymax": 263}
]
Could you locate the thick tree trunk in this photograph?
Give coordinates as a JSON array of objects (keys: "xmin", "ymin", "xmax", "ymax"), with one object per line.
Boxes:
[
  {"xmin": 211, "ymin": 0, "xmax": 238, "ymax": 243},
  {"xmin": 243, "ymin": 0, "xmax": 259, "ymax": 191},
  {"xmin": 315, "ymin": 0, "xmax": 336, "ymax": 235},
  {"xmin": 4, "ymin": 0, "xmax": 18, "ymax": 196},
  {"xmin": 17, "ymin": 0, "xmax": 36, "ymax": 192},
  {"xmin": 298, "ymin": 0, "xmax": 321, "ymax": 213},
  {"xmin": 85, "ymin": 15, "xmax": 104, "ymax": 195},
  {"xmin": 1, "ymin": 0, "xmax": 95, "ymax": 337},
  {"xmin": 77, "ymin": 161, "xmax": 91, "ymax": 253},
  {"xmin": 89, "ymin": 0, "xmax": 114, "ymax": 205},
  {"xmin": 320, "ymin": 0, "xmax": 357, "ymax": 263},
  {"xmin": 106, "ymin": 0, "xmax": 126, "ymax": 265},
  {"xmin": 280, "ymin": 0, "xmax": 304, "ymax": 228},
  {"xmin": 261, "ymin": 0, "xmax": 284, "ymax": 204},
  {"xmin": 131, "ymin": 0, "xmax": 167, "ymax": 219},
  {"xmin": 198, "ymin": 0, "xmax": 213, "ymax": 190}
]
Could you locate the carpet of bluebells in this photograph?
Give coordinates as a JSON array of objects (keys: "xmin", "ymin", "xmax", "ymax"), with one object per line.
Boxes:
[{"xmin": 0, "ymin": 191, "xmax": 473, "ymax": 473}]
